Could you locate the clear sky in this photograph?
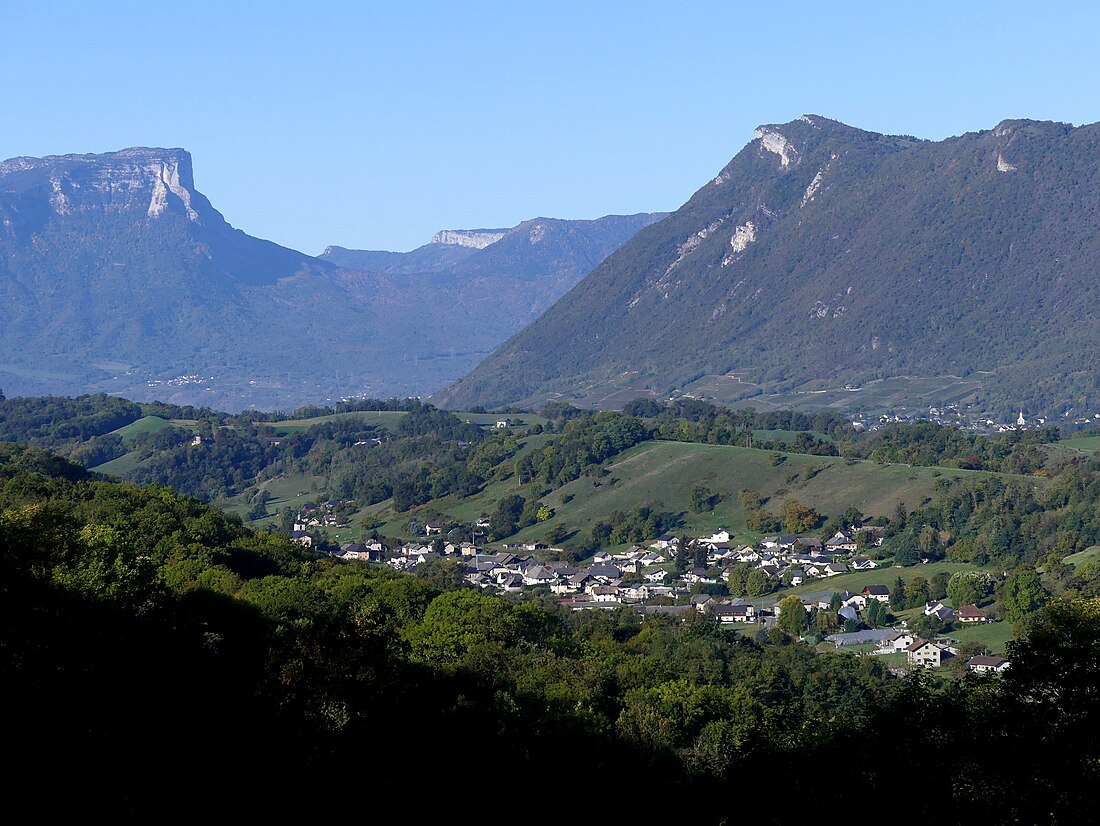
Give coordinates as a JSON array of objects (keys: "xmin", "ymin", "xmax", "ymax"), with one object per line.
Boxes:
[{"xmin": 4, "ymin": 1, "xmax": 1099, "ymax": 254}]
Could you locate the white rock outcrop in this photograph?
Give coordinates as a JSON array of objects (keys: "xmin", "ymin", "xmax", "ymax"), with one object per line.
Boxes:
[
  {"xmin": 430, "ymin": 229, "xmax": 507, "ymax": 249},
  {"xmin": 721, "ymin": 222, "xmax": 756, "ymax": 267},
  {"xmin": 755, "ymin": 127, "xmax": 800, "ymax": 169}
]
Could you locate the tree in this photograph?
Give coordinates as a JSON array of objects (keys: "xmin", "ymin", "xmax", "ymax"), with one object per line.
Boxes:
[
  {"xmin": 917, "ymin": 524, "xmax": 940, "ymax": 557},
  {"xmin": 738, "ymin": 488, "xmax": 763, "ymax": 511},
  {"xmin": 727, "ymin": 565, "xmax": 748, "ymax": 596},
  {"xmin": 930, "ymin": 571, "xmax": 951, "ymax": 601},
  {"xmin": 746, "ymin": 568, "xmax": 771, "ymax": 597},
  {"xmin": 490, "ymin": 494, "xmax": 525, "ymax": 540},
  {"xmin": 693, "ymin": 542, "xmax": 707, "ymax": 570},
  {"xmin": 894, "ymin": 545, "xmax": 919, "ymax": 566},
  {"xmin": 1005, "ymin": 597, "xmax": 1100, "ymax": 724},
  {"xmin": 413, "ymin": 557, "xmax": 466, "ymax": 591},
  {"xmin": 745, "ymin": 508, "xmax": 779, "ymax": 533},
  {"xmin": 777, "ymin": 595, "xmax": 807, "ymax": 637},
  {"xmin": 908, "ymin": 576, "xmax": 931, "ymax": 608},
  {"xmin": 891, "ymin": 501, "xmax": 908, "ymax": 532},
  {"xmin": 947, "ymin": 571, "xmax": 987, "ymax": 607},
  {"xmin": 891, "ymin": 577, "xmax": 908, "ymax": 610},
  {"xmin": 1000, "ymin": 567, "xmax": 1048, "ymax": 625},
  {"xmin": 675, "ymin": 542, "xmax": 689, "ymax": 576},
  {"xmin": 816, "ymin": 609, "xmax": 838, "ymax": 634},
  {"xmin": 865, "ymin": 599, "xmax": 882, "ymax": 628},
  {"xmin": 546, "ymin": 524, "xmax": 569, "ymax": 545},
  {"xmin": 781, "ymin": 499, "xmax": 820, "ymax": 534},
  {"xmin": 912, "ymin": 613, "xmax": 943, "ymax": 640},
  {"xmin": 690, "ymin": 483, "xmax": 715, "ymax": 513}
]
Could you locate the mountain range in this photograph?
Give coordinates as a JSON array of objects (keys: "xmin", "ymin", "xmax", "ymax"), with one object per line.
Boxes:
[
  {"xmin": 433, "ymin": 115, "xmax": 1100, "ymax": 419},
  {"xmin": 0, "ymin": 147, "xmax": 661, "ymax": 409}
]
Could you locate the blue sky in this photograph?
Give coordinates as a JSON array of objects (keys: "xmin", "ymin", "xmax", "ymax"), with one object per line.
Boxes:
[{"xmin": 4, "ymin": 1, "xmax": 1099, "ymax": 253}]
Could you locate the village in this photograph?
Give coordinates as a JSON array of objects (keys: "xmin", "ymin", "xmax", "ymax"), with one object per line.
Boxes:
[{"xmin": 307, "ymin": 502, "xmax": 1009, "ymax": 676}]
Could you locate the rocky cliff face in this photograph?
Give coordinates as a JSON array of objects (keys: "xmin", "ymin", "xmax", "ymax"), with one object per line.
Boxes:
[
  {"xmin": 430, "ymin": 228, "xmax": 508, "ymax": 249},
  {"xmin": 0, "ymin": 148, "xmax": 215, "ymax": 226}
]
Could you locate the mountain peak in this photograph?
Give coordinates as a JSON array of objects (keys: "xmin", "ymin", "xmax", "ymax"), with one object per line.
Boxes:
[{"xmin": 0, "ymin": 146, "xmax": 204, "ymax": 223}]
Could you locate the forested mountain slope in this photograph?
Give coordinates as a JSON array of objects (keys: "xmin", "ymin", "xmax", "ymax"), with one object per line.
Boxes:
[{"xmin": 435, "ymin": 116, "xmax": 1100, "ymax": 417}]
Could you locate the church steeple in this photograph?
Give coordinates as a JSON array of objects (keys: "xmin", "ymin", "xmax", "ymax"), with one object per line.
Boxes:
[{"xmin": 1017, "ymin": 410, "xmax": 1026, "ymax": 426}]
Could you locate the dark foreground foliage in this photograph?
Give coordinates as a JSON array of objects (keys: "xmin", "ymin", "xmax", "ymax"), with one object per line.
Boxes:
[{"xmin": 1, "ymin": 442, "xmax": 1099, "ymax": 822}]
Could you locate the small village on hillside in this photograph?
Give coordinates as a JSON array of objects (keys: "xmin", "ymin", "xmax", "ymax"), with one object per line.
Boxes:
[{"xmin": 306, "ymin": 502, "xmax": 1010, "ymax": 676}]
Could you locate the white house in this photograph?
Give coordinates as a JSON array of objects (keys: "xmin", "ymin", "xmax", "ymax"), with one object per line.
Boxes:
[{"xmin": 968, "ymin": 655, "xmax": 1009, "ymax": 674}]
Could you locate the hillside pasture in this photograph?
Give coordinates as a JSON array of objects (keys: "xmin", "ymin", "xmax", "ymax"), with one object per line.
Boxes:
[{"xmin": 109, "ymin": 415, "xmax": 173, "ymax": 443}]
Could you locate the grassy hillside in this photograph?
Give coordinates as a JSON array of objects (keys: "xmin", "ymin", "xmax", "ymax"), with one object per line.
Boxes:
[
  {"xmin": 357, "ymin": 438, "xmax": 1035, "ymax": 547},
  {"xmin": 268, "ymin": 410, "xmax": 410, "ymax": 435},
  {"xmin": 110, "ymin": 415, "xmax": 173, "ymax": 443},
  {"xmin": 1058, "ymin": 434, "xmax": 1100, "ymax": 452}
]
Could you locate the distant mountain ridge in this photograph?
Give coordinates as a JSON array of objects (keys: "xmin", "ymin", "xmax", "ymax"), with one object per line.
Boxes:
[
  {"xmin": 319, "ymin": 213, "xmax": 665, "ymax": 278},
  {"xmin": 0, "ymin": 147, "xmax": 662, "ymax": 409},
  {"xmin": 433, "ymin": 115, "xmax": 1100, "ymax": 418}
]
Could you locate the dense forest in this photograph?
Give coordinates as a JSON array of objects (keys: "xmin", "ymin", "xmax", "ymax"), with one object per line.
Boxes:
[{"xmin": 2, "ymin": 442, "xmax": 1099, "ymax": 821}]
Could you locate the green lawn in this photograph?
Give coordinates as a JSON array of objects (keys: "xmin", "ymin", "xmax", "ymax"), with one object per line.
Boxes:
[{"xmin": 948, "ymin": 620, "xmax": 1014, "ymax": 654}]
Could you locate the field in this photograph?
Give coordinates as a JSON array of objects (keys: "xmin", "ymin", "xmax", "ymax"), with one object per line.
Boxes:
[
  {"xmin": 92, "ymin": 450, "xmax": 149, "ymax": 477},
  {"xmin": 265, "ymin": 410, "xmax": 546, "ymax": 436},
  {"xmin": 1063, "ymin": 545, "xmax": 1100, "ymax": 569},
  {"xmin": 764, "ymin": 562, "xmax": 986, "ymax": 615},
  {"xmin": 677, "ymin": 373, "xmax": 987, "ymax": 415},
  {"xmin": 514, "ymin": 441, "xmax": 1035, "ymax": 546},
  {"xmin": 1057, "ymin": 435, "xmax": 1100, "ymax": 452},
  {"xmin": 268, "ymin": 410, "xmax": 409, "ymax": 435},
  {"xmin": 221, "ymin": 472, "xmax": 327, "ymax": 524},
  {"xmin": 110, "ymin": 415, "xmax": 174, "ymax": 443}
]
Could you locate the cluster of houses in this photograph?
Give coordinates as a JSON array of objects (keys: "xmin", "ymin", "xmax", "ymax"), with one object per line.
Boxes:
[
  {"xmin": 324, "ymin": 522, "xmax": 1007, "ymax": 675},
  {"xmin": 289, "ymin": 500, "xmax": 352, "ymax": 545},
  {"xmin": 822, "ymin": 597, "xmax": 1004, "ymax": 674}
]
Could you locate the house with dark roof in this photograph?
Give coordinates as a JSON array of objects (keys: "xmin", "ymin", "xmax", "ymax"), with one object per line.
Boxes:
[
  {"xmin": 711, "ymin": 603, "xmax": 756, "ymax": 623},
  {"xmin": 968, "ymin": 655, "xmax": 1010, "ymax": 673},
  {"xmin": 588, "ymin": 564, "xmax": 622, "ymax": 581},
  {"xmin": 825, "ymin": 531, "xmax": 858, "ymax": 553},
  {"xmin": 863, "ymin": 584, "xmax": 890, "ymax": 602}
]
